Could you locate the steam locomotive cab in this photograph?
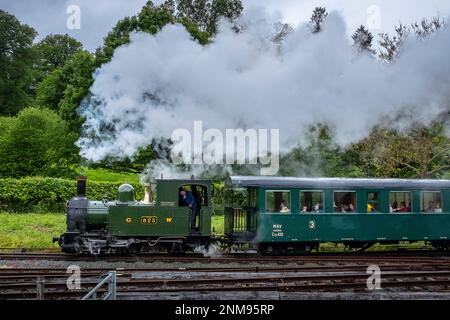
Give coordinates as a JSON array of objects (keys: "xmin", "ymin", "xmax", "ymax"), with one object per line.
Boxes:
[{"xmin": 54, "ymin": 177, "xmax": 212, "ymax": 255}]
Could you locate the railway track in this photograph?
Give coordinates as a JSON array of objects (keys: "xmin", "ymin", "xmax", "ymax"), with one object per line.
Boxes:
[
  {"xmin": 2, "ymin": 260, "xmax": 450, "ymax": 300},
  {"xmin": 1, "ymin": 250, "xmax": 450, "ymax": 265}
]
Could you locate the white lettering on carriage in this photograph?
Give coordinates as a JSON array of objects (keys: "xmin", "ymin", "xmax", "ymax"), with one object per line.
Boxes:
[{"xmin": 272, "ymin": 224, "xmax": 284, "ymax": 237}]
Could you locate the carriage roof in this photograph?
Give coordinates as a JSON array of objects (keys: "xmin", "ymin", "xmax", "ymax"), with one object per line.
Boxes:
[{"xmin": 227, "ymin": 176, "xmax": 450, "ymax": 189}]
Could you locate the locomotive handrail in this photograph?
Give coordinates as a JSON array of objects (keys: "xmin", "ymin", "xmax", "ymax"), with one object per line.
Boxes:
[{"xmin": 82, "ymin": 271, "xmax": 117, "ymax": 300}]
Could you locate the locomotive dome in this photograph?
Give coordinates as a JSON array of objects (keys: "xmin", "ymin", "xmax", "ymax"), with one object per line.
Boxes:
[{"xmin": 117, "ymin": 184, "xmax": 135, "ymax": 203}]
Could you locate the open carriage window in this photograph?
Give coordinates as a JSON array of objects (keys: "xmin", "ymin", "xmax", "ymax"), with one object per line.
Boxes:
[
  {"xmin": 389, "ymin": 191, "xmax": 411, "ymax": 213},
  {"xmin": 300, "ymin": 191, "xmax": 324, "ymax": 213},
  {"xmin": 421, "ymin": 191, "xmax": 442, "ymax": 213},
  {"xmin": 178, "ymin": 185, "xmax": 208, "ymax": 207},
  {"xmin": 334, "ymin": 191, "xmax": 357, "ymax": 213},
  {"xmin": 367, "ymin": 192, "xmax": 379, "ymax": 212},
  {"xmin": 265, "ymin": 191, "xmax": 291, "ymax": 213}
]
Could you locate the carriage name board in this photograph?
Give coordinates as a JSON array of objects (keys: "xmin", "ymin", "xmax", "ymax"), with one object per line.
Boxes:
[{"xmin": 272, "ymin": 224, "xmax": 284, "ymax": 237}]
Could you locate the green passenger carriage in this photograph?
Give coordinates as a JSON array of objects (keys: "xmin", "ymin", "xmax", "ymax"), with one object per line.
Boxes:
[{"xmin": 224, "ymin": 176, "xmax": 450, "ymax": 254}]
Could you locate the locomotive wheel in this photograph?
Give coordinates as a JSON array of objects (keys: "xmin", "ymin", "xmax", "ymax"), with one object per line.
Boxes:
[
  {"xmin": 168, "ymin": 242, "xmax": 186, "ymax": 255},
  {"xmin": 128, "ymin": 243, "xmax": 144, "ymax": 255}
]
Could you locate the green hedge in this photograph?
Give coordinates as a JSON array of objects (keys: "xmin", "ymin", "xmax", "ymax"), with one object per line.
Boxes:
[{"xmin": 0, "ymin": 177, "xmax": 144, "ymax": 212}]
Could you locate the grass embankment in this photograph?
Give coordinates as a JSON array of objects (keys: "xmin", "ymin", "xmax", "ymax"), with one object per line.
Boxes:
[
  {"xmin": 0, "ymin": 212, "xmax": 65, "ymax": 248},
  {"xmin": 82, "ymin": 168, "xmax": 140, "ymax": 185},
  {"xmin": 0, "ymin": 212, "xmax": 225, "ymax": 249}
]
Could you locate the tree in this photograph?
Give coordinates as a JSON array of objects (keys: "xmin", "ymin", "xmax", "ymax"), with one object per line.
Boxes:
[
  {"xmin": 0, "ymin": 107, "xmax": 79, "ymax": 178},
  {"xmin": 309, "ymin": 7, "xmax": 328, "ymax": 33},
  {"xmin": 175, "ymin": 0, "xmax": 243, "ymax": 34},
  {"xmin": 34, "ymin": 34, "xmax": 83, "ymax": 76},
  {"xmin": 279, "ymin": 124, "xmax": 346, "ymax": 177},
  {"xmin": 95, "ymin": 0, "xmax": 242, "ymax": 66},
  {"xmin": 411, "ymin": 16, "xmax": 445, "ymax": 39},
  {"xmin": 379, "ymin": 17, "xmax": 446, "ymax": 62},
  {"xmin": 352, "ymin": 25, "xmax": 376, "ymax": 55},
  {"xmin": 94, "ymin": 16, "xmax": 140, "ymax": 66},
  {"xmin": 378, "ymin": 22, "xmax": 410, "ymax": 62},
  {"xmin": 0, "ymin": 10, "xmax": 37, "ymax": 115},
  {"xmin": 35, "ymin": 51, "xmax": 96, "ymax": 131},
  {"xmin": 90, "ymin": 141, "xmax": 160, "ymax": 173},
  {"xmin": 346, "ymin": 124, "xmax": 450, "ymax": 178},
  {"xmin": 272, "ymin": 22, "xmax": 294, "ymax": 44}
]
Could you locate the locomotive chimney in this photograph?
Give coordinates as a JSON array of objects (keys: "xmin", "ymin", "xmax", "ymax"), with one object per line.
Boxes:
[
  {"xmin": 143, "ymin": 184, "xmax": 153, "ymax": 204},
  {"xmin": 76, "ymin": 176, "xmax": 87, "ymax": 197}
]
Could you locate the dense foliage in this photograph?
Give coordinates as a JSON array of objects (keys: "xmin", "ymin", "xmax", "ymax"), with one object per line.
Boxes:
[
  {"xmin": 0, "ymin": 107, "xmax": 79, "ymax": 178},
  {"xmin": 0, "ymin": 10, "xmax": 37, "ymax": 115},
  {"xmin": 0, "ymin": 177, "xmax": 144, "ymax": 211}
]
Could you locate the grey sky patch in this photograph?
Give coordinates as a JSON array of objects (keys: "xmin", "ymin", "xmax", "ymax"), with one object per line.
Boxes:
[{"xmin": 0, "ymin": 0, "xmax": 147, "ymax": 51}]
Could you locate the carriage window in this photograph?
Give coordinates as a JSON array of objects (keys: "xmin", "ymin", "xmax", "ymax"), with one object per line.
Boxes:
[
  {"xmin": 367, "ymin": 192, "xmax": 379, "ymax": 212},
  {"xmin": 389, "ymin": 192, "xmax": 411, "ymax": 213},
  {"xmin": 300, "ymin": 191, "xmax": 324, "ymax": 213},
  {"xmin": 265, "ymin": 191, "xmax": 291, "ymax": 213},
  {"xmin": 421, "ymin": 191, "xmax": 442, "ymax": 213},
  {"xmin": 334, "ymin": 192, "xmax": 357, "ymax": 212}
]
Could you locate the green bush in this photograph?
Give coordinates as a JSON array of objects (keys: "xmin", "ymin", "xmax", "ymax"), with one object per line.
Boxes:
[
  {"xmin": 0, "ymin": 177, "xmax": 144, "ymax": 212},
  {"xmin": 0, "ymin": 107, "xmax": 80, "ymax": 179}
]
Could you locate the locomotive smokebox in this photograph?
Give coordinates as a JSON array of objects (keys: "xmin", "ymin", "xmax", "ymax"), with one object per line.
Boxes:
[
  {"xmin": 76, "ymin": 176, "xmax": 87, "ymax": 197},
  {"xmin": 60, "ymin": 176, "xmax": 90, "ymax": 253}
]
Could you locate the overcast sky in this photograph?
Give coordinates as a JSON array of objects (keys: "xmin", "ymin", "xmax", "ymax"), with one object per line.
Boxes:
[{"xmin": 1, "ymin": 0, "xmax": 449, "ymax": 51}]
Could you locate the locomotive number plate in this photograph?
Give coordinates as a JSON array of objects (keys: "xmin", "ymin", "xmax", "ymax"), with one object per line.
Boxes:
[{"xmin": 140, "ymin": 216, "xmax": 157, "ymax": 224}]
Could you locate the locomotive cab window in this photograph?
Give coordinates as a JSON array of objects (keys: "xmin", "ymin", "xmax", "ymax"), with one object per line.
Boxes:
[
  {"xmin": 265, "ymin": 191, "xmax": 291, "ymax": 213},
  {"xmin": 334, "ymin": 191, "xmax": 357, "ymax": 213},
  {"xmin": 300, "ymin": 191, "xmax": 324, "ymax": 213},
  {"xmin": 421, "ymin": 191, "xmax": 442, "ymax": 213},
  {"xmin": 389, "ymin": 191, "xmax": 411, "ymax": 213},
  {"xmin": 178, "ymin": 185, "xmax": 208, "ymax": 207}
]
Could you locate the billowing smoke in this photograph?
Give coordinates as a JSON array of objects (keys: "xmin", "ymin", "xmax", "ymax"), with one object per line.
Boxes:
[{"xmin": 77, "ymin": 8, "xmax": 450, "ymax": 180}]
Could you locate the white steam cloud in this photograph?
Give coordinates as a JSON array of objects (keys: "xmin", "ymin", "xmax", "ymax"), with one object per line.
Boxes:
[{"xmin": 77, "ymin": 9, "xmax": 450, "ymax": 179}]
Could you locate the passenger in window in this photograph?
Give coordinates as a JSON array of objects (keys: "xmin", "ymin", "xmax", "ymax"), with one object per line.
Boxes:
[
  {"xmin": 301, "ymin": 206, "xmax": 308, "ymax": 213},
  {"xmin": 348, "ymin": 203, "xmax": 356, "ymax": 212},
  {"xmin": 280, "ymin": 200, "xmax": 290, "ymax": 213},
  {"xmin": 367, "ymin": 202, "xmax": 376, "ymax": 213},
  {"xmin": 398, "ymin": 201, "xmax": 408, "ymax": 213},
  {"xmin": 435, "ymin": 203, "xmax": 442, "ymax": 213},
  {"xmin": 341, "ymin": 204, "xmax": 353, "ymax": 213},
  {"xmin": 426, "ymin": 201, "xmax": 435, "ymax": 212},
  {"xmin": 390, "ymin": 201, "xmax": 399, "ymax": 213},
  {"xmin": 314, "ymin": 202, "xmax": 321, "ymax": 213}
]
